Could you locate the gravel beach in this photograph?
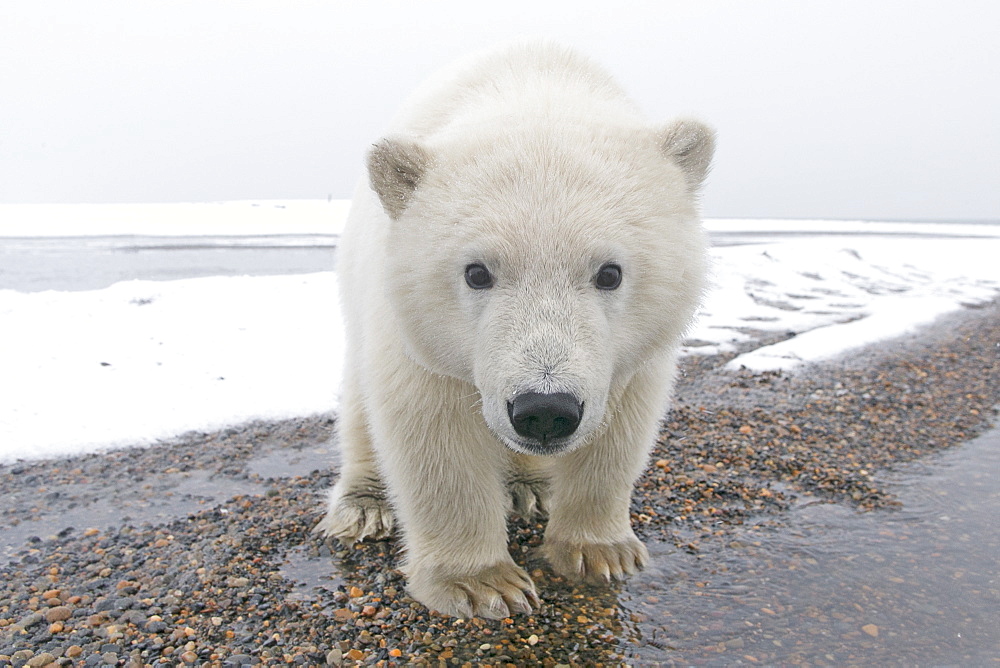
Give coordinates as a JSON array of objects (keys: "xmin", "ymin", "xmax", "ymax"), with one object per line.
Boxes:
[{"xmin": 2, "ymin": 300, "xmax": 997, "ymax": 667}]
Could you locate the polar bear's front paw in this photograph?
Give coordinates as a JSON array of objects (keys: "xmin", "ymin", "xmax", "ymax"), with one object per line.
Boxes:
[
  {"xmin": 408, "ymin": 561, "xmax": 540, "ymax": 620},
  {"xmin": 542, "ymin": 536, "xmax": 649, "ymax": 583},
  {"xmin": 314, "ymin": 479, "xmax": 394, "ymax": 543}
]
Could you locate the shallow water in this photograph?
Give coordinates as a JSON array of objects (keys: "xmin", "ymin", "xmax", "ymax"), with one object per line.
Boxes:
[
  {"xmin": 281, "ymin": 542, "xmax": 345, "ymax": 603},
  {"xmin": 621, "ymin": 423, "xmax": 1000, "ymax": 665},
  {"xmin": 246, "ymin": 444, "xmax": 330, "ymax": 481},
  {"xmin": 0, "ymin": 468, "xmax": 267, "ymax": 563}
]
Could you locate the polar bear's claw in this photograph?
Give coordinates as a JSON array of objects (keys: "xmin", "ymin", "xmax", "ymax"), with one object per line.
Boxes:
[
  {"xmin": 542, "ymin": 536, "xmax": 649, "ymax": 584},
  {"xmin": 408, "ymin": 561, "xmax": 539, "ymax": 620},
  {"xmin": 314, "ymin": 482, "xmax": 394, "ymax": 543}
]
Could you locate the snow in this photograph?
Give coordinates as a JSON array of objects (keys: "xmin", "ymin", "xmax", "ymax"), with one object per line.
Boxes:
[
  {"xmin": 1, "ymin": 202, "xmax": 998, "ymax": 463},
  {"xmin": 690, "ymin": 237, "xmax": 1000, "ymax": 371},
  {"xmin": 0, "ymin": 274, "xmax": 343, "ymax": 461}
]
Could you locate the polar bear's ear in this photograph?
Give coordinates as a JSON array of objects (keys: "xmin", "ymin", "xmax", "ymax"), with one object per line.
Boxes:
[
  {"xmin": 659, "ymin": 119, "xmax": 716, "ymax": 193},
  {"xmin": 367, "ymin": 136, "xmax": 430, "ymax": 219}
]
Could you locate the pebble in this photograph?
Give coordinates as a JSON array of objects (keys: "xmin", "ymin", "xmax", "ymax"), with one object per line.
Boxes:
[
  {"xmin": 26, "ymin": 654, "xmax": 54, "ymax": 668},
  {"xmin": 17, "ymin": 613, "xmax": 43, "ymax": 629},
  {"xmin": 43, "ymin": 606, "xmax": 71, "ymax": 623}
]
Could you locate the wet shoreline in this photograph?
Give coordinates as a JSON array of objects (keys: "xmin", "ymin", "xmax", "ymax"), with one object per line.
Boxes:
[{"xmin": 1, "ymin": 302, "xmax": 998, "ymax": 666}]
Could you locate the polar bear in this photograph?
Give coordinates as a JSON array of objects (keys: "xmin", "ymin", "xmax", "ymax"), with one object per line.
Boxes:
[{"xmin": 316, "ymin": 41, "xmax": 714, "ymax": 619}]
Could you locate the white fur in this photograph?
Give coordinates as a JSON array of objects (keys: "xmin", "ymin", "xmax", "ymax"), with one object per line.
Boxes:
[{"xmin": 315, "ymin": 41, "xmax": 714, "ymax": 619}]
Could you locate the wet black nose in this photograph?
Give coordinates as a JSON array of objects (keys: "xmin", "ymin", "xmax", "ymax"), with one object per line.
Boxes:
[{"xmin": 507, "ymin": 392, "xmax": 583, "ymax": 443}]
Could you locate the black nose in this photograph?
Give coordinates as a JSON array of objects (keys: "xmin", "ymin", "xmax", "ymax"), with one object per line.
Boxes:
[{"xmin": 507, "ymin": 392, "xmax": 583, "ymax": 443}]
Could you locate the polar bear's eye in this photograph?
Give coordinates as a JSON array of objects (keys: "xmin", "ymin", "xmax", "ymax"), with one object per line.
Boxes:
[
  {"xmin": 594, "ymin": 263, "xmax": 622, "ymax": 290},
  {"xmin": 464, "ymin": 263, "xmax": 494, "ymax": 289}
]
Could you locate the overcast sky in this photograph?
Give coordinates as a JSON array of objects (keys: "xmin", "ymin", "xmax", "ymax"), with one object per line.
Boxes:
[{"xmin": 2, "ymin": 1, "xmax": 998, "ymax": 220}]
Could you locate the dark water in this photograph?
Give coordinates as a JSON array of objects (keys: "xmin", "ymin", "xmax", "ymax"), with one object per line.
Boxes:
[
  {"xmin": 0, "ymin": 235, "xmax": 337, "ymax": 292},
  {"xmin": 620, "ymin": 424, "xmax": 1000, "ymax": 665}
]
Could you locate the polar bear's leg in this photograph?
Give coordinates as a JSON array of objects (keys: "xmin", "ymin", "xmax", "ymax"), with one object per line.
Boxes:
[
  {"xmin": 542, "ymin": 359, "xmax": 674, "ymax": 582},
  {"xmin": 376, "ymin": 371, "xmax": 538, "ymax": 619},
  {"xmin": 509, "ymin": 453, "xmax": 550, "ymax": 520},
  {"xmin": 314, "ymin": 369, "xmax": 394, "ymax": 542}
]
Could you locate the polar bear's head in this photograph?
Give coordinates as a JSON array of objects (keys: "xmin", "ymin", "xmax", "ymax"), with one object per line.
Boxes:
[{"xmin": 367, "ymin": 119, "xmax": 713, "ymax": 456}]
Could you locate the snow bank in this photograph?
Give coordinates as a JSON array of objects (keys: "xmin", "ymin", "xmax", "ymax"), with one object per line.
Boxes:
[{"xmin": 0, "ymin": 274, "xmax": 341, "ymax": 460}]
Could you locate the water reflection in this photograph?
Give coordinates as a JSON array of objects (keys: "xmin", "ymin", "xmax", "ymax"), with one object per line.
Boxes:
[{"xmin": 621, "ymin": 424, "xmax": 1000, "ymax": 665}]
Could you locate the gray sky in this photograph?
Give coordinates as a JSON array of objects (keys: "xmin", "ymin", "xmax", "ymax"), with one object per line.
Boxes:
[{"xmin": 2, "ymin": 0, "xmax": 998, "ymax": 220}]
